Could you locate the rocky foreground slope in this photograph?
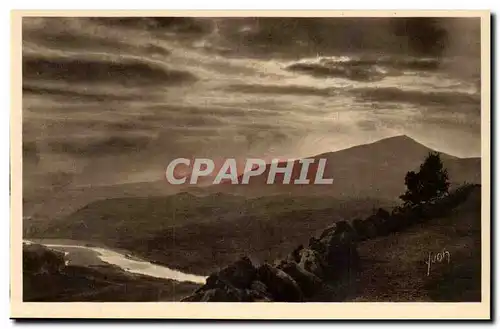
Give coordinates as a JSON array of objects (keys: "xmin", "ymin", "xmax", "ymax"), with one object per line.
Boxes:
[{"xmin": 182, "ymin": 184, "xmax": 480, "ymax": 302}]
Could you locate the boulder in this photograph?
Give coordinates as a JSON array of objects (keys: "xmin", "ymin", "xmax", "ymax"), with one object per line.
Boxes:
[
  {"xmin": 198, "ymin": 287, "xmax": 246, "ymax": 302},
  {"xmin": 286, "ymin": 244, "xmax": 304, "ymax": 263},
  {"xmin": 198, "ymin": 274, "xmax": 227, "ymax": 294},
  {"xmin": 298, "ymin": 248, "xmax": 326, "ymax": 278},
  {"xmin": 319, "ymin": 224, "xmax": 336, "ymax": 240},
  {"xmin": 366, "ymin": 214, "xmax": 390, "ymax": 236},
  {"xmin": 319, "ymin": 221, "xmax": 359, "ymax": 276},
  {"xmin": 277, "ymin": 261, "xmax": 323, "ymax": 297},
  {"xmin": 183, "ymin": 284, "xmax": 273, "ymax": 303},
  {"xmin": 190, "ymin": 256, "xmax": 257, "ymax": 299},
  {"xmin": 352, "ymin": 218, "xmax": 377, "ymax": 241},
  {"xmin": 23, "ymin": 243, "xmax": 66, "ymax": 275},
  {"xmin": 181, "ymin": 293, "xmax": 202, "ymax": 302},
  {"xmin": 212, "ymin": 256, "xmax": 257, "ymax": 289},
  {"xmin": 250, "ymin": 280, "xmax": 270, "ymax": 296},
  {"xmin": 375, "ymin": 208, "xmax": 391, "ymax": 220},
  {"xmin": 246, "ymin": 280, "xmax": 273, "ymax": 301},
  {"xmin": 335, "ymin": 220, "xmax": 357, "ymax": 237},
  {"xmin": 308, "ymin": 237, "xmax": 326, "ymax": 254},
  {"xmin": 318, "ymin": 220, "xmax": 358, "ymax": 245},
  {"xmin": 184, "ymin": 282, "xmax": 270, "ymax": 302},
  {"xmin": 182, "ymin": 286, "xmax": 242, "ymax": 302},
  {"xmin": 244, "ymin": 290, "xmax": 273, "ymax": 302},
  {"xmin": 366, "ymin": 208, "xmax": 395, "ymax": 236},
  {"xmin": 257, "ymin": 263, "xmax": 303, "ymax": 302}
]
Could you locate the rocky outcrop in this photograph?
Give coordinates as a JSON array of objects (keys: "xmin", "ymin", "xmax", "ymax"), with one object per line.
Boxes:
[
  {"xmin": 276, "ymin": 260, "xmax": 323, "ymax": 297},
  {"xmin": 352, "ymin": 218, "xmax": 377, "ymax": 241},
  {"xmin": 23, "ymin": 243, "xmax": 66, "ymax": 275},
  {"xmin": 182, "ymin": 257, "xmax": 304, "ymax": 302},
  {"xmin": 318, "ymin": 220, "xmax": 359, "ymax": 278},
  {"xmin": 184, "ymin": 257, "xmax": 261, "ymax": 302},
  {"xmin": 185, "ymin": 286, "xmax": 245, "ymax": 302},
  {"xmin": 257, "ymin": 263, "xmax": 303, "ymax": 302},
  {"xmin": 182, "ymin": 184, "xmax": 478, "ymax": 302},
  {"xmin": 248, "ymin": 280, "xmax": 273, "ymax": 301},
  {"xmin": 283, "ymin": 244, "xmax": 304, "ymax": 263},
  {"xmin": 182, "ymin": 219, "xmax": 362, "ymax": 302},
  {"xmin": 298, "ymin": 247, "xmax": 326, "ymax": 278},
  {"xmin": 210, "ymin": 256, "xmax": 256, "ymax": 289}
]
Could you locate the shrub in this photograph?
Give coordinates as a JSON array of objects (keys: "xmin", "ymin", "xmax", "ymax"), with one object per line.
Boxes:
[{"xmin": 400, "ymin": 152, "xmax": 450, "ymax": 206}]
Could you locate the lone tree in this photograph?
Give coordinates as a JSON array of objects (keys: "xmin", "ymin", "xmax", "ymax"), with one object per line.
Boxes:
[{"xmin": 400, "ymin": 152, "xmax": 450, "ymax": 205}]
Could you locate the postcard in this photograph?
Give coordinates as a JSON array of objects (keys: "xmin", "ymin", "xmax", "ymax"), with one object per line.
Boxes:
[{"xmin": 10, "ymin": 10, "xmax": 491, "ymax": 319}]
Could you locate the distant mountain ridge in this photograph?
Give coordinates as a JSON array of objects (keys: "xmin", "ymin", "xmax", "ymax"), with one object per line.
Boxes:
[
  {"xmin": 205, "ymin": 135, "xmax": 480, "ymax": 199},
  {"xmin": 25, "ymin": 135, "xmax": 481, "ymax": 276},
  {"xmin": 24, "ymin": 135, "xmax": 481, "ymax": 220}
]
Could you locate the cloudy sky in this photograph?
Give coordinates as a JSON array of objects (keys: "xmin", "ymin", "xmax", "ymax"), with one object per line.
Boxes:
[{"xmin": 22, "ymin": 17, "xmax": 481, "ymax": 194}]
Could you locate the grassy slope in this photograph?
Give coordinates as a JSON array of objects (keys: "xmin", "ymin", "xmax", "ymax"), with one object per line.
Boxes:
[
  {"xmin": 27, "ymin": 194, "xmax": 395, "ymax": 275},
  {"xmin": 316, "ymin": 186, "xmax": 481, "ymax": 302}
]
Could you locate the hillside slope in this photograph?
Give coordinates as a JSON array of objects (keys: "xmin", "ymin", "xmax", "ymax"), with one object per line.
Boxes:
[
  {"xmin": 328, "ymin": 185, "xmax": 481, "ymax": 302},
  {"xmin": 181, "ymin": 184, "xmax": 482, "ymax": 302},
  {"xmin": 27, "ymin": 195, "xmax": 394, "ymax": 274}
]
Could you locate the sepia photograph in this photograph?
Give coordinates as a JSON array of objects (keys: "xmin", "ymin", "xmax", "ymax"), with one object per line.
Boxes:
[{"xmin": 11, "ymin": 10, "xmax": 490, "ymax": 319}]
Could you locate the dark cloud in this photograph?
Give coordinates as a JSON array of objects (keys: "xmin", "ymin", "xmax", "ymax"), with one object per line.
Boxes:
[
  {"xmin": 284, "ymin": 56, "xmax": 449, "ymax": 82},
  {"xmin": 90, "ymin": 17, "xmax": 214, "ymax": 36},
  {"xmin": 23, "ymin": 84, "xmax": 145, "ymax": 102},
  {"xmin": 226, "ymin": 84, "xmax": 336, "ymax": 97},
  {"xmin": 42, "ymin": 118, "xmax": 158, "ymax": 134},
  {"xmin": 208, "ymin": 17, "xmax": 479, "ymax": 59},
  {"xmin": 390, "ymin": 18, "xmax": 449, "ymax": 57},
  {"xmin": 49, "ymin": 135, "xmax": 153, "ymax": 157},
  {"xmin": 145, "ymin": 104, "xmax": 281, "ymax": 119},
  {"xmin": 212, "ymin": 18, "xmax": 396, "ymax": 58},
  {"xmin": 351, "ymin": 87, "xmax": 480, "ymax": 110},
  {"xmin": 23, "ymin": 19, "xmax": 172, "ymax": 57},
  {"xmin": 25, "ymin": 30, "xmax": 135, "ymax": 52},
  {"xmin": 23, "ymin": 56, "xmax": 196, "ymax": 86}
]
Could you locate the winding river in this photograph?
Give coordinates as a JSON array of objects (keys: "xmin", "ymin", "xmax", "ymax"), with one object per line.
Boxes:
[{"xmin": 23, "ymin": 240, "xmax": 207, "ymax": 284}]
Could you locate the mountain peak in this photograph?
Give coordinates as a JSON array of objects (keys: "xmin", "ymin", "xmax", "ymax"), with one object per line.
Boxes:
[
  {"xmin": 376, "ymin": 134, "xmax": 419, "ymax": 144},
  {"xmin": 313, "ymin": 134, "xmax": 430, "ymax": 159},
  {"xmin": 362, "ymin": 135, "xmax": 436, "ymax": 151}
]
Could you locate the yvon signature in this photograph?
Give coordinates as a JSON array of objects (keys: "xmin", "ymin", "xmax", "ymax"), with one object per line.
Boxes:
[{"xmin": 425, "ymin": 248, "xmax": 451, "ymax": 276}]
